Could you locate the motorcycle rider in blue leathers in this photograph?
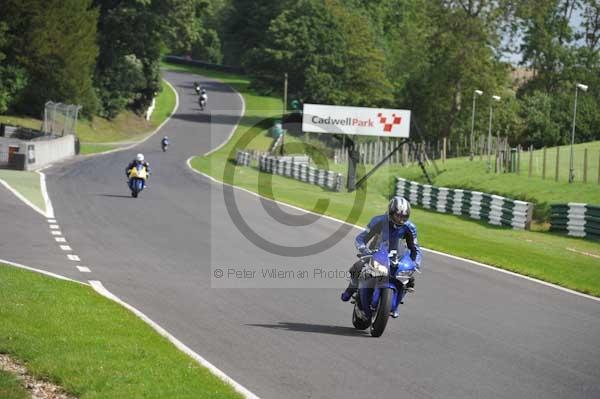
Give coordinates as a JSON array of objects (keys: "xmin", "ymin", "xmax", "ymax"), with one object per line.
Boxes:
[{"xmin": 341, "ymin": 196, "xmax": 422, "ymax": 317}]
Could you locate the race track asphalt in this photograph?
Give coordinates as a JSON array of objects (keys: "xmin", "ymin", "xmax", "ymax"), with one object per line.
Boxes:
[{"xmin": 1, "ymin": 70, "xmax": 599, "ymax": 399}]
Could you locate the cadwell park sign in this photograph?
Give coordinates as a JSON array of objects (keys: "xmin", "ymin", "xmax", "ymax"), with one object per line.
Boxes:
[{"xmin": 302, "ymin": 103, "xmax": 411, "ymax": 138}]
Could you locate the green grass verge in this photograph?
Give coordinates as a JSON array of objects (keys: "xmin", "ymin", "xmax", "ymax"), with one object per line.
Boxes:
[
  {"xmin": 387, "ymin": 144, "xmax": 600, "ymax": 215},
  {"xmin": 0, "ymin": 169, "xmax": 44, "ymax": 212},
  {"xmin": 0, "ymin": 370, "xmax": 29, "ymax": 399},
  {"xmin": 0, "ymin": 265, "xmax": 242, "ymax": 399},
  {"xmin": 322, "ymin": 155, "xmax": 599, "ymax": 224},
  {"xmin": 0, "ymin": 78, "xmax": 176, "ymax": 145},
  {"xmin": 79, "ymin": 143, "xmax": 118, "ymax": 155},
  {"xmin": 176, "ymin": 63, "xmax": 600, "ymax": 297}
]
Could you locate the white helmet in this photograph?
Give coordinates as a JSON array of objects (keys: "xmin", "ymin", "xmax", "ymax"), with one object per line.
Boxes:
[{"xmin": 136, "ymin": 153, "xmax": 144, "ymax": 162}]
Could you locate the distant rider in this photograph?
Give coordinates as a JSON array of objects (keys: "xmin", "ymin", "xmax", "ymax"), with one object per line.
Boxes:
[
  {"xmin": 161, "ymin": 136, "xmax": 169, "ymax": 151},
  {"xmin": 194, "ymin": 82, "xmax": 200, "ymax": 94},
  {"xmin": 341, "ymin": 196, "xmax": 422, "ymax": 317},
  {"xmin": 126, "ymin": 153, "xmax": 151, "ymax": 184},
  {"xmin": 199, "ymin": 88, "xmax": 208, "ymax": 108}
]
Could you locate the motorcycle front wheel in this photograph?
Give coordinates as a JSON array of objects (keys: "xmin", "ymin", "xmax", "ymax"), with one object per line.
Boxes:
[
  {"xmin": 352, "ymin": 297, "xmax": 370, "ymax": 330},
  {"xmin": 370, "ymin": 288, "xmax": 393, "ymax": 337}
]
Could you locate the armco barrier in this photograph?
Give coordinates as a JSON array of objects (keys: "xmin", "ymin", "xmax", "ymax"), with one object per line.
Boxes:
[
  {"xmin": 549, "ymin": 203, "xmax": 600, "ymax": 240},
  {"xmin": 235, "ymin": 150, "xmax": 251, "ymax": 166},
  {"xmin": 396, "ymin": 177, "xmax": 533, "ymax": 230},
  {"xmin": 257, "ymin": 154, "xmax": 343, "ymax": 192}
]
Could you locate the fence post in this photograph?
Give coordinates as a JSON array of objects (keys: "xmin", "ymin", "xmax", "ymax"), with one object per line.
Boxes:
[
  {"xmin": 442, "ymin": 137, "xmax": 447, "ymax": 164},
  {"xmin": 542, "ymin": 147, "xmax": 547, "ymax": 179},
  {"xmin": 598, "ymin": 150, "xmax": 600, "ymax": 185},
  {"xmin": 503, "ymin": 139, "xmax": 508, "ymax": 172},
  {"xmin": 555, "ymin": 146, "xmax": 560, "ymax": 182},
  {"xmin": 479, "ymin": 134, "xmax": 485, "ymax": 161},
  {"xmin": 528, "ymin": 146, "xmax": 533, "ymax": 177},
  {"xmin": 516, "ymin": 145, "xmax": 521, "ymax": 174},
  {"xmin": 583, "ymin": 148, "xmax": 588, "ymax": 183}
]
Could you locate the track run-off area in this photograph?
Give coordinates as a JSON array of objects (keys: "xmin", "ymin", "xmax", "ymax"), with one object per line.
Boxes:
[{"xmin": 1, "ymin": 71, "xmax": 599, "ymax": 399}]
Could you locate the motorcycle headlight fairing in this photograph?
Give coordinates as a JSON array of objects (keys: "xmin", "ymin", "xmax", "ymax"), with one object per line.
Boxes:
[
  {"xmin": 395, "ymin": 270, "xmax": 414, "ymax": 284},
  {"xmin": 370, "ymin": 259, "xmax": 389, "ymax": 277}
]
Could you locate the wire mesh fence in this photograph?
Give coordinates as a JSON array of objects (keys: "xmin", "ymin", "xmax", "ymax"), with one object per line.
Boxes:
[{"xmin": 43, "ymin": 102, "xmax": 82, "ymax": 137}]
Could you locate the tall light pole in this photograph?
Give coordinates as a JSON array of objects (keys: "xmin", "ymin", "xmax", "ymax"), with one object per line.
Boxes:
[
  {"xmin": 569, "ymin": 83, "xmax": 588, "ymax": 183},
  {"xmin": 487, "ymin": 95, "xmax": 501, "ymax": 172},
  {"xmin": 470, "ymin": 89, "xmax": 483, "ymax": 161},
  {"xmin": 281, "ymin": 72, "xmax": 288, "ymax": 156}
]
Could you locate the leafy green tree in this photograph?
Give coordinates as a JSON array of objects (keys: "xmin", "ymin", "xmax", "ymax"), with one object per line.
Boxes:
[
  {"xmin": 390, "ymin": 0, "xmax": 511, "ymax": 142},
  {"xmin": 246, "ymin": 0, "xmax": 392, "ymax": 106},
  {"xmin": 188, "ymin": 0, "xmax": 224, "ymax": 63},
  {"xmin": 222, "ymin": 0, "xmax": 291, "ymax": 65},
  {"xmin": 94, "ymin": 0, "xmax": 199, "ymax": 118},
  {"xmin": 0, "ymin": 22, "xmax": 28, "ymax": 114},
  {"xmin": 0, "ymin": 0, "xmax": 99, "ymax": 116},
  {"xmin": 518, "ymin": 0, "xmax": 579, "ymax": 92}
]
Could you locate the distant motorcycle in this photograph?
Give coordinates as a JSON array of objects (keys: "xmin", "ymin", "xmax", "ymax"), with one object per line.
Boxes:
[
  {"xmin": 194, "ymin": 82, "xmax": 201, "ymax": 95},
  {"xmin": 199, "ymin": 96, "xmax": 207, "ymax": 111},
  {"xmin": 127, "ymin": 163, "xmax": 148, "ymax": 198},
  {"xmin": 349, "ymin": 243, "xmax": 418, "ymax": 337},
  {"xmin": 161, "ymin": 138, "xmax": 169, "ymax": 152}
]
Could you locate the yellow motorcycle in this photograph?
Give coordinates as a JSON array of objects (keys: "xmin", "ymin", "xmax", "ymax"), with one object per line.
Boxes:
[{"xmin": 128, "ymin": 164, "xmax": 148, "ymax": 198}]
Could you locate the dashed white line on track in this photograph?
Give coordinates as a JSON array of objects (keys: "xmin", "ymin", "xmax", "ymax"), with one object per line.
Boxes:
[
  {"xmin": 76, "ymin": 266, "xmax": 91, "ymax": 273},
  {"xmin": 59, "ymin": 245, "xmax": 72, "ymax": 251},
  {"xmin": 51, "ymin": 230, "xmax": 62, "ymax": 236},
  {"xmin": 49, "ymin": 224, "xmax": 59, "ymax": 229},
  {"xmin": 67, "ymin": 254, "xmax": 80, "ymax": 262},
  {"xmin": 55, "ymin": 237, "xmax": 67, "ymax": 242}
]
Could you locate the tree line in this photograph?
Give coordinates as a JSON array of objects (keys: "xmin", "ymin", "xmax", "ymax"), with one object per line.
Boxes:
[
  {"xmin": 0, "ymin": 0, "xmax": 213, "ymax": 119},
  {"xmin": 0, "ymin": 0, "xmax": 598, "ymax": 148},
  {"xmin": 223, "ymin": 0, "xmax": 600, "ymax": 148}
]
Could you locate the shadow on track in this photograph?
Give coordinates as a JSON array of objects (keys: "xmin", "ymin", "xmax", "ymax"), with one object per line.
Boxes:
[
  {"xmin": 246, "ymin": 322, "xmax": 368, "ymax": 337},
  {"xmin": 98, "ymin": 194, "xmax": 133, "ymax": 199}
]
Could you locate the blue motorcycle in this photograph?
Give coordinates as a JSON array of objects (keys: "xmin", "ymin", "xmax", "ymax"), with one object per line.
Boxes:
[{"xmin": 351, "ymin": 243, "xmax": 419, "ymax": 337}]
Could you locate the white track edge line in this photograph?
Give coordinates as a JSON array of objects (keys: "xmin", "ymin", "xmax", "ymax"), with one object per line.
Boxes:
[
  {"xmin": 0, "ymin": 258, "xmax": 87, "ymax": 285},
  {"xmin": 203, "ymin": 85, "xmax": 246, "ymax": 157},
  {"xmin": 89, "ymin": 280, "xmax": 260, "ymax": 399},
  {"xmin": 186, "ymin": 161, "xmax": 600, "ymax": 303},
  {"xmin": 37, "ymin": 169, "xmax": 55, "ymax": 218}
]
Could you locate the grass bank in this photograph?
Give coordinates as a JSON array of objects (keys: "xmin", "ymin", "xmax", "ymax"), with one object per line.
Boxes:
[
  {"xmin": 0, "ymin": 265, "xmax": 242, "ymax": 399},
  {"xmin": 175, "ymin": 63, "xmax": 600, "ymax": 296},
  {"xmin": 0, "ymin": 169, "xmax": 44, "ymax": 213},
  {"xmin": 390, "ymin": 144, "xmax": 600, "ymax": 217},
  {"xmin": 0, "ymin": 370, "xmax": 28, "ymax": 399},
  {"xmin": 321, "ymin": 153, "xmax": 599, "ymax": 224},
  {"xmin": 0, "ymin": 78, "xmax": 176, "ymax": 155}
]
